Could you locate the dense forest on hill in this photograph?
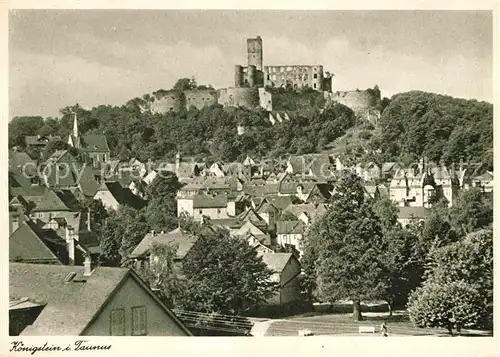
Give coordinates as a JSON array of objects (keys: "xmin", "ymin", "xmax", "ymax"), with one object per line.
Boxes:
[
  {"xmin": 373, "ymin": 91, "xmax": 493, "ymax": 169},
  {"xmin": 9, "ymin": 82, "xmax": 493, "ymax": 168}
]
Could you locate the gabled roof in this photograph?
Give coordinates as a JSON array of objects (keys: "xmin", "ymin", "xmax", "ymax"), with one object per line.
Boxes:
[
  {"xmin": 97, "ymin": 181, "xmax": 146, "ymax": 210},
  {"xmin": 9, "ymin": 221, "xmax": 64, "ymax": 264},
  {"xmin": 209, "ymin": 218, "xmax": 244, "ymax": 230},
  {"xmin": 238, "ymin": 207, "xmax": 264, "ymax": 222},
  {"xmin": 266, "ymin": 195, "xmax": 296, "ymax": 211},
  {"xmin": 9, "ymin": 150, "xmax": 36, "ymax": 172},
  {"xmin": 381, "ymin": 162, "xmax": 398, "ymax": 173},
  {"xmin": 9, "ymin": 171, "xmax": 48, "ymax": 197},
  {"xmin": 282, "ymin": 203, "xmax": 327, "ymax": 223},
  {"xmin": 258, "ymin": 252, "xmax": 294, "ymax": 273},
  {"xmin": 24, "ymin": 190, "xmax": 74, "ymax": 213},
  {"xmin": 276, "ymin": 220, "xmax": 305, "ymax": 235},
  {"xmin": 79, "ymin": 134, "xmax": 110, "ymax": 152},
  {"xmin": 130, "ymin": 228, "xmax": 199, "ymax": 259},
  {"xmin": 192, "ymin": 195, "xmax": 228, "ymax": 209},
  {"xmin": 288, "ymin": 154, "xmax": 333, "ymax": 178},
  {"xmin": 25, "ymin": 135, "xmax": 60, "ymax": 146},
  {"xmin": 430, "ymin": 166, "xmax": 452, "ymax": 181},
  {"xmin": 256, "ymin": 201, "xmax": 278, "ymax": 215},
  {"xmin": 473, "ymin": 171, "xmax": 493, "ymax": 181},
  {"xmin": 77, "ymin": 166, "xmax": 102, "ymax": 197},
  {"xmin": 236, "ymin": 220, "xmax": 266, "ymax": 236},
  {"xmin": 45, "ymin": 150, "xmax": 73, "ymax": 165},
  {"xmin": 9, "ymin": 262, "xmax": 193, "ymax": 336},
  {"xmin": 377, "ymin": 185, "xmax": 389, "ymax": 198}
]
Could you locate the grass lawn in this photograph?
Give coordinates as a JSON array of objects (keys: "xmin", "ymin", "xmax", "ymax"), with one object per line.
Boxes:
[{"xmin": 263, "ymin": 310, "xmax": 492, "ymax": 337}]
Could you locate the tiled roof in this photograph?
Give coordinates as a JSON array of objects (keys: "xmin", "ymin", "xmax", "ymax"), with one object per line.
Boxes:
[
  {"xmin": 276, "ymin": 220, "xmax": 305, "ymax": 235},
  {"xmin": 473, "ymin": 171, "xmax": 493, "ymax": 181},
  {"xmin": 79, "ymin": 135, "xmax": 110, "ymax": 152},
  {"xmin": 238, "ymin": 207, "xmax": 264, "ymax": 222},
  {"xmin": 288, "ymin": 154, "xmax": 333, "ymax": 178},
  {"xmin": 209, "ymin": 218, "xmax": 244, "ymax": 230},
  {"xmin": 430, "ymin": 166, "xmax": 452, "ymax": 181},
  {"xmin": 25, "ymin": 190, "xmax": 74, "ymax": 212},
  {"xmin": 25, "ymin": 135, "xmax": 60, "ymax": 146},
  {"xmin": 77, "ymin": 166, "xmax": 101, "ymax": 197},
  {"xmin": 377, "ymin": 185, "xmax": 389, "ymax": 198},
  {"xmin": 282, "ymin": 203, "xmax": 327, "ymax": 222},
  {"xmin": 258, "ymin": 252, "xmax": 293, "ymax": 273},
  {"xmin": 381, "ymin": 162, "xmax": 397, "ymax": 172},
  {"xmin": 10, "ymin": 263, "xmax": 129, "ymax": 335},
  {"xmin": 266, "ymin": 195, "xmax": 296, "ymax": 211},
  {"xmin": 9, "ymin": 171, "xmax": 48, "ymax": 197},
  {"xmin": 192, "ymin": 194, "xmax": 228, "ymax": 209},
  {"xmin": 130, "ymin": 228, "xmax": 198, "ymax": 259},
  {"xmin": 242, "ymin": 183, "xmax": 280, "ymax": 197},
  {"xmin": 9, "ymin": 150, "xmax": 36, "ymax": 172},
  {"xmin": 9, "ymin": 221, "xmax": 63, "ymax": 264},
  {"xmin": 98, "ymin": 181, "xmax": 146, "ymax": 210}
]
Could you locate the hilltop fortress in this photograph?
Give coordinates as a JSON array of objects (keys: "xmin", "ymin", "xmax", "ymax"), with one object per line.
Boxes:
[{"xmin": 148, "ymin": 36, "xmax": 381, "ymax": 123}]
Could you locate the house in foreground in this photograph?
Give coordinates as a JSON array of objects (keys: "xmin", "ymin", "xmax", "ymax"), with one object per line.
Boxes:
[
  {"xmin": 9, "ymin": 262, "xmax": 192, "ymax": 336},
  {"xmin": 258, "ymin": 252, "xmax": 302, "ymax": 306}
]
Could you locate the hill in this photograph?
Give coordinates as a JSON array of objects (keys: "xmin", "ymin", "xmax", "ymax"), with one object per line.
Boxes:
[{"xmin": 8, "ymin": 88, "xmax": 492, "ymax": 169}]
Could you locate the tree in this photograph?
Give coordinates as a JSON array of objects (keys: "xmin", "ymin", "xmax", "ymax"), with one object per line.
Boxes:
[
  {"xmin": 144, "ymin": 173, "xmax": 182, "ymax": 232},
  {"xmin": 450, "ymin": 187, "xmax": 493, "ymax": 236},
  {"xmin": 145, "ymin": 173, "xmax": 182, "ymax": 200},
  {"xmin": 407, "ymin": 228, "xmax": 493, "ymax": 333},
  {"xmin": 381, "ymin": 226, "xmax": 424, "ymax": 315},
  {"xmin": 80, "ymin": 197, "xmax": 109, "ymax": 235},
  {"xmin": 173, "ymin": 77, "xmax": 197, "ymax": 92},
  {"xmin": 179, "ymin": 225, "xmax": 278, "ymax": 315},
  {"xmin": 372, "ymin": 197, "xmax": 399, "ymax": 232},
  {"xmin": 407, "ymin": 280, "xmax": 484, "ymax": 335},
  {"xmin": 301, "ymin": 173, "xmax": 388, "ymax": 321},
  {"xmin": 136, "ymin": 242, "xmax": 184, "ymax": 309},
  {"xmin": 42, "ymin": 138, "xmax": 69, "ymax": 159},
  {"xmin": 8, "ymin": 116, "xmax": 45, "ymax": 148},
  {"xmin": 99, "ymin": 206, "xmax": 149, "ymax": 267},
  {"xmin": 145, "ymin": 197, "xmax": 178, "ymax": 233}
]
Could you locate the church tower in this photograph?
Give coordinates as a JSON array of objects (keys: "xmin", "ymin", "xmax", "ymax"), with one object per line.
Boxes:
[{"xmin": 69, "ymin": 105, "xmax": 80, "ymax": 149}]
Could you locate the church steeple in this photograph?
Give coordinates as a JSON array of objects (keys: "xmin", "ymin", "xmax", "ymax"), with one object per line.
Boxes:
[{"xmin": 72, "ymin": 105, "xmax": 80, "ymax": 149}]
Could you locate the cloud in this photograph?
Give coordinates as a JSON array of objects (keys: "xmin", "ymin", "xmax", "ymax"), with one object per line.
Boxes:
[
  {"xmin": 10, "ymin": 37, "xmax": 237, "ymax": 117},
  {"xmin": 10, "ymin": 31, "xmax": 492, "ymax": 118}
]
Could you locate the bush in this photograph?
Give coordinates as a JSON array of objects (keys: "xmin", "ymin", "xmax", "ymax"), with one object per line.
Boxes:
[
  {"xmin": 407, "ymin": 280, "xmax": 485, "ymax": 331},
  {"xmin": 358, "ymin": 130, "xmax": 373, "ymax": 140}
]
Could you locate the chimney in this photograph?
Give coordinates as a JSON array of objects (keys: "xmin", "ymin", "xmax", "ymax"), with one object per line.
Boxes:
[
  {"xmin": 87, "ymin": 207, "xmax": 92, "ymax": 232},
  {"xmin": 175, "ymin": 152, "xmax": 181, "ymax": 175},
  {"xmin": 65, "ymin": 226, "xmax": 75, "ymax": 265},
  {"xmin": 10, "ymin": 213, "xmax": 19, "ymax": 235},
  {"xmin": 151, "ymin": 230, "xmax": 155, "ymax": 237},
  {"xmin": 83, "ymin": 255, "xmax": 92, "ymax": 277}
]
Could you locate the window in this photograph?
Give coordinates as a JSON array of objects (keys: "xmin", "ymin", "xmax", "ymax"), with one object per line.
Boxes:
[
  {"xmin": 313, "ymin": 83, "xmax": 317, "ymax": 89},
  {"xmin": 199, "ymin": 210, "xmax": 203, "ymax": 215},
  {"xmin": 110, "ymin": 309, "xmax": 125, "ymax": 336},
  {"xmin": 132, "ymin": 306, "xmax": 147, "ymax": 336},
  {"xmin": 313, "ymin": 74, "xmax": 318, "ymax": 79},
  {"xmin": 217, "ymin": 208, "xmax": 221, "ymax": 214}
]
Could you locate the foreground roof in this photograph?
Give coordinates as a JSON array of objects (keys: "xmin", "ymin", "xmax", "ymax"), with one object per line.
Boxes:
[
  {"xmin": 131, "ymin": 228, "xmax": 199, "ymax": 259},
  {"xmin": 9, "ymin": 262, "xmax": 192, "ymax": 336}
]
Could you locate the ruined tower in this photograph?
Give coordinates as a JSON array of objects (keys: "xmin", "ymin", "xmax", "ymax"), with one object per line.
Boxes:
[{"xmin": 247, "ymin": 36, "xmax": 263, "ymax": 71}]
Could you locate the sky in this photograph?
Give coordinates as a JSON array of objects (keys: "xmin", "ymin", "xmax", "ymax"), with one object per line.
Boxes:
[{"xmin": 9, "ymin": 10, "xmax": 493, "ymax": 119}]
